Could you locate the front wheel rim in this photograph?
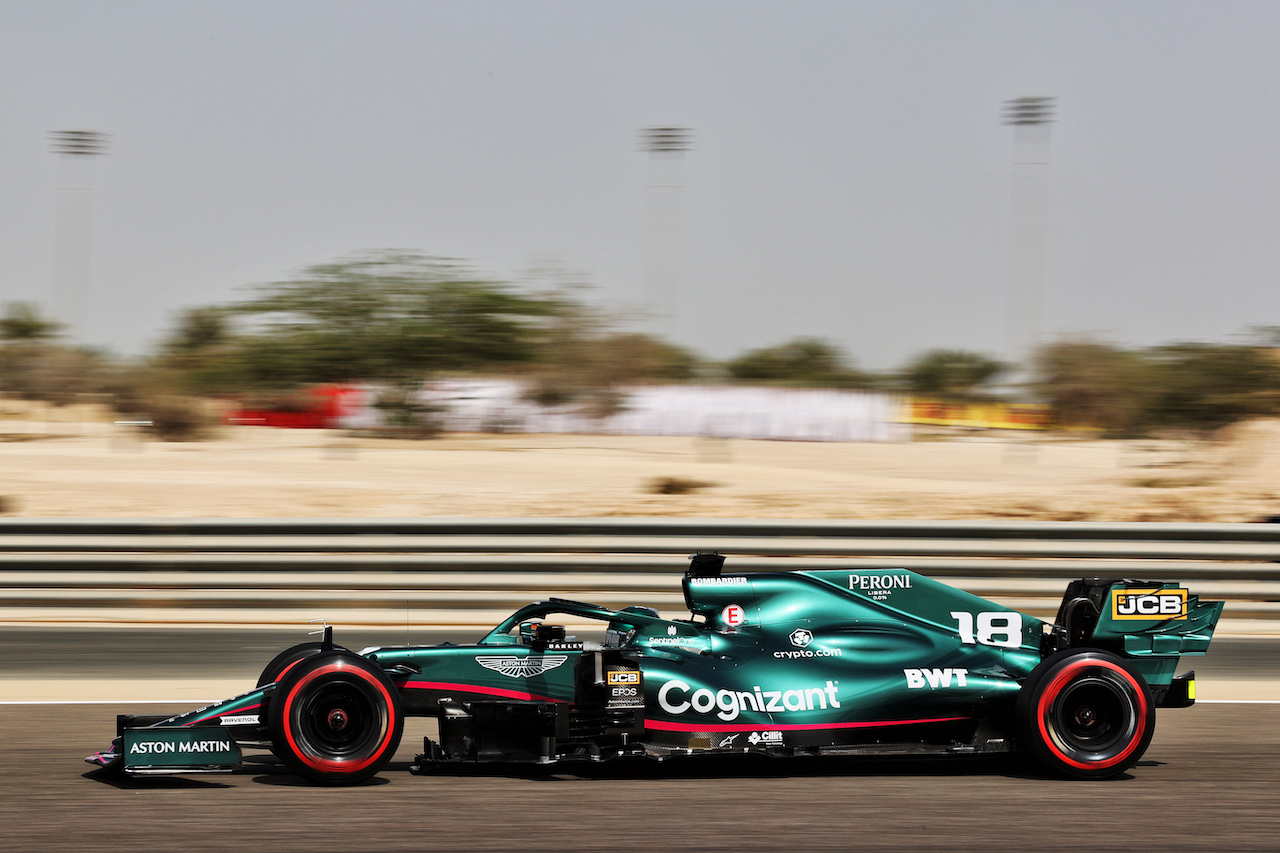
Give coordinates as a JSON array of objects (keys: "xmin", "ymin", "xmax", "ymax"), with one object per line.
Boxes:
[
  {"xmin": 295, "ymin": 680, "xmax": 384, "ymax": 759},
  {"xmin": 284, "ymin": 667, "xmax": 394, "ymax": 773}
]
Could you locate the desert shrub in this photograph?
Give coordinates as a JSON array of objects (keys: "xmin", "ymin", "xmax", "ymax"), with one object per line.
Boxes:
[
  {"xmin": 1033, "ymin": 340, "xmax": 1151, "ymax": 436},
  {"xmin": 1142, "ymin": 343, "xmax": 1280, "ymax": 432},
  {"xmin": 371, "ymin": 383, "xmax": 440, "ymax": 439},
  {"xmin": 101, "ymin": 367, "xmax": 215, "ymax": 441},
  {"xmin": 648, "ymin": 476, "xmax": 716, "ymax": 495},
  {"xmin": 1034, "ymin": 338, "xmax": 1280, "ymax": 436},
  {"xmin": 146, "ymin": 395, "xmax": 214, "ymax": 441}
]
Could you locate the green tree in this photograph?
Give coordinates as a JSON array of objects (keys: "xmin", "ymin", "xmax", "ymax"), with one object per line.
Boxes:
[
  {"xmin": 0, "ymin": 302, "xmax": 59, "ymax": 342},
  {"xmin": 1033, "ymin": 340, "xmax": 1151, "ymax": 435},
  {"xmin": 0, "ymin": 303, "xmax": 108, "ymax": 406},
  {"xmin": 155, "ymin": 307, "xmax": 249, "ymax": 395},
  {"xmin": 1035, "ymin": 339, "xmax": 1280, "ymax": 436},
  {"xmin": 166, "ymin": 251, "xmax": 562, "ymax": 389},
  {"xmin": 901, "ymin": 349, "xmax": 1005, "ymax": 398},
  {"xmin": 165, "ymin": 306, "xmax": 229, "ymax": 354},
  {"xmin": 1142, "ymin": 343, "xmax": 1280, "ymax": 432},
  {"xmin": 602, "ymin": 333, "xmax": 701, "ymax": 382},
  {"xmin": 520, "ymin": 289, "xmax": 701, "ymax": 418},
  {"xmin": 0, "ymin": 343, "xmax": 106, "ymax": 406},
  {"xmin": 726, "ymin": 337, "xmax": 869, "ymax": 387}
]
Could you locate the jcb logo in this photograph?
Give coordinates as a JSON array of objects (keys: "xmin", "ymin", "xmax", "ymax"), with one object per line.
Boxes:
[
  {"xmin": 607, "ymin": 671, "xmax": 640, "ymax": 685},
  {"xmin": 1112, "ymin": 588, "xmax": 1188, "ymax": 620}
]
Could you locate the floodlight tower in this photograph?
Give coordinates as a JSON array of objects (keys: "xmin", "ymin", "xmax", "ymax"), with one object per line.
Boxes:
[
  {"xmin": 639, "ymin": 126, "xmax": 693, "ymax": 343},
  {"xmin": 50, "ymin": 129, "xmax": 110, "ymax": 344},
  {"xmin": 1002, "ymin": 97, "xmax": 1054, "ymax": 374}
]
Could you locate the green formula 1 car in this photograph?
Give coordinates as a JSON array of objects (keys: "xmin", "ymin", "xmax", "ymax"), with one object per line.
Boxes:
[{"xmin": 86, "ymin": 553, "xmax": 1223, "ymax": 783}]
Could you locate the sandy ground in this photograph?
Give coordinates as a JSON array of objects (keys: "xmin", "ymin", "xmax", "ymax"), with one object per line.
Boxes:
[{"xmin": 4, "ymin": 403, "xmax": 1280, "ymax": 521}]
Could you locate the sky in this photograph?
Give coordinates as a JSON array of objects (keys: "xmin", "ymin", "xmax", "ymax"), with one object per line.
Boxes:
[{"xmin": 2, "ymin": 1, "xmax": 1279, "ymax": 369}]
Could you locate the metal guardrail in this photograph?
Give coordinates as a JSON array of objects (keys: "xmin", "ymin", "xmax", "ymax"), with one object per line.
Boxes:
[
  {"xmin": 4, "ymin": 517, "xmax": 1280, "ymax": 540},
  {"xmin": 0, "ymin": 519, "xmax": 1277, "ymax": 629}
]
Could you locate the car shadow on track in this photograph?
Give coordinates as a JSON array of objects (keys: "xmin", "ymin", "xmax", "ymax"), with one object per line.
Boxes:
[
  {"xmin": 252, "ymin": 774, "xmax": 391, "ymax": 787},
  {"xmin": 83, "ymin": 767, "xmax": 232, "ymax": 789},
  {"xmin": 84, "ymin": 755, "xmax": 1152, "ymax": 787},
  {"xmin": 400, "ymin": 753, "xmax": 1114, "ymax": 783},
  {"xmin": 241, "ymin": 754, "xmax": 391, "ymax": 787}
]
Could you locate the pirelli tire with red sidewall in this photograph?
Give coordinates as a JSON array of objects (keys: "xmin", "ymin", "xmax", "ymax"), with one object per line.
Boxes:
[
  {"xmin": 1016, "ymin": 649, "xmax": 1156, "ymax": 780},
  {"xmin": 268, "ymin": 650, "xmax": 404, "ymax": 785},
  {"xmin": 256, "ymin": 641, "xmax": 343, "ymax": 688}
]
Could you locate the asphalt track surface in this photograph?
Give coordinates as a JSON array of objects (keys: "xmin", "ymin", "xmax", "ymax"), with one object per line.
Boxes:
[{"xmin": 2, "ymin": 630, "xmax": 1278, "ymax": 852}]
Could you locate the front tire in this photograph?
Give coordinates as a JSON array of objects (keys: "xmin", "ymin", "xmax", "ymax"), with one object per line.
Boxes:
[
  {"xmin": 257, "ymin": 642, "xmax": 331, "ymax": 688},
  {"xmin": 1016, "ymin": 649, "xmax": 1155, "ymax": 779},
  {"xmin": 269, "ymin": 651, "xmax": 404, "ymax": 785}
]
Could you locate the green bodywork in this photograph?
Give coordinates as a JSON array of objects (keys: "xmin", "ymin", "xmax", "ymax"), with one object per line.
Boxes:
[{"xmin": 95, "ymin": 565, "xmax": 1223, "ymax": 773}]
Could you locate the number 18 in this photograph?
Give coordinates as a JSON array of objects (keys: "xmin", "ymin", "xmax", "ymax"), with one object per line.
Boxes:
[{"xmin": 950, "ymin": 611, "xmax": 1023, "ymax": 649}]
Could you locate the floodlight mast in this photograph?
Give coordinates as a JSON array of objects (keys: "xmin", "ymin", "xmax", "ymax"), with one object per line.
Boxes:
[
  {"xmin": 1002, "ymin": 96, "xmax": 1056, "ymax": 127},
  {"xmin": 640, "ymin": 126, "xmax": 694, "ymax": 154},
  {"xmin": 50, "ymin": 130, "xmax": 110, "ymax": 157},
  {"xmin": 1001, "ymin": 98, "xmax": 1055, "ymax": 378},
  {"xmin": 49, "ymin": 130, "xmax": 110, "ymax": 344},
  {"xmin": 639, "ymin": 126, "xmax": 694, "ymax": 343}
]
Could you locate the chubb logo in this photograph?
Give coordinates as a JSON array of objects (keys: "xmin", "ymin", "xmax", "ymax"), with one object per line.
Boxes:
[
  {"xmin": 904, "ymin": 668, "xmax": 968, "ymax": 689},
  {"xmin": 658, "ymin": 679, "xmax": 840, "ymax": 721},
  {"xmin": 1112, "ymin": 589, "xmax": 1188, "ymax": 620}
]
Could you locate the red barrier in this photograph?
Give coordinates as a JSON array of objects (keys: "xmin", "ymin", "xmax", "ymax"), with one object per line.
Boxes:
[{"xmin": 227, "ymin": 384, "xmax": 366, "ymax": 429}]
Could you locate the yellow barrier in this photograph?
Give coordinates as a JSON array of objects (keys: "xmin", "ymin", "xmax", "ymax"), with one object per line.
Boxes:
[{"xmin": 904, "ymin": 398, "xmax": 1053, "ymax": 430}]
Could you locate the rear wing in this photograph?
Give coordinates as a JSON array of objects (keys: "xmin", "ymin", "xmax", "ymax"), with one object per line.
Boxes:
[{"xmin": 1050, "ymin": 578, "xmax": 1223, "ymax": 657}]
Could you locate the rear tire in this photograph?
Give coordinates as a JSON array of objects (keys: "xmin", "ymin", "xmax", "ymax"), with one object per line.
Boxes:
[
  {"xmin": 1016, "ymin": 649, "xmax": 1155, "ymax": 779},
  {"xmin": 269, "ymin": 651, "xmax": 403, "ymax": 785}
]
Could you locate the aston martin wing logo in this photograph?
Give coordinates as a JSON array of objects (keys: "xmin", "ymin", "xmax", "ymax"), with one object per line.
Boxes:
[{"xmin": 475, "ymin": 655, "xmax": 569, "ymax": 678}]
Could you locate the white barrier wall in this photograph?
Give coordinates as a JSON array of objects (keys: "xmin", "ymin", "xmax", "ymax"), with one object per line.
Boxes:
[{"xmin": 352, "ymin": 380, "xmax": 909, "ymax": 442}]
